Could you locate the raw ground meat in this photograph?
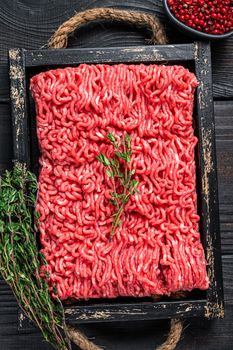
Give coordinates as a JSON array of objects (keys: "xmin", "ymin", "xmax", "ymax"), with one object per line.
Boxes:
[{"xmin": 30, "ymin": 63, "xmax": 209, "ymax": 300}]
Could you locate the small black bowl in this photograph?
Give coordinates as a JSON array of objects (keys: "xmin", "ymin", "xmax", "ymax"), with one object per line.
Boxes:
[{"xmin": 163, "ymin": 0, "xmax": 233, "ymax": 41}]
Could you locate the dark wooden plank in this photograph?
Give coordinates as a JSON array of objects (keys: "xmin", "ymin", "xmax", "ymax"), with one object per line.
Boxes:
[
  {"xmin": 193, "ymin": 41, "xmax": 223, "ymax": 317},
  {"xmin": 0, "ymin": 0, "xmax": 164, "ymax": 66},
  {"xmin": 0, "ymin": 1, "xmax": 232, "ymax": 98},
  {"xmin": 0, "ymin": 64, "xmax": 9, "ymax": 102},
  {"xmin": 0, "ymin": 104, "xmax": 13, "ymax": 170},
  {"xmin": 215, "ymin": 101, "xmax": 233, "ymax": 254},
  {"xmin": 212, "ymin": 39, "xmax": 233, "ymax": 99},
  {"xmin": 68, "ymin": 306, "xmax": 233, "ymax": 350},
  {"xmin": 65, "ymin": 300, "xmax": 206, "ymax": 324},
  {"xmin": 25, "ymin": 44, "xmax": 195, "ymax": 67},
  {"xmin": 1, "ymin": 255, "xmax": 233, "ymax": 349},
  {"xmin": 0, "ymin": 278, "xmax": 19, "ymax": 317},
  {"xmin": 0, "ymin": 334, "xmax": 52, "ymax": 350},
  {"xmin": 0, "ymin": 0, "xmax": 165, "ymax": 55},
  {"xmin": 9, "ymin": 49, "xmax": 29, "ymax": 165},
  {"xmin": 2, "ymin": 310, "xmax": 233, "ymax": 350}
]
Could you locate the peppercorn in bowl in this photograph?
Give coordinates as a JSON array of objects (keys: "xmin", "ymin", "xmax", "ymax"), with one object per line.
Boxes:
[{"xmin": 163, "ymin": 0, "xmax": 233, "ymax": 40}]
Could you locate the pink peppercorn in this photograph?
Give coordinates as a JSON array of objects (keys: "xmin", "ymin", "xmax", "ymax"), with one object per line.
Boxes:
[{"xmin": 167, "ymin": 0, "xmax": 233, "ymax": 35}]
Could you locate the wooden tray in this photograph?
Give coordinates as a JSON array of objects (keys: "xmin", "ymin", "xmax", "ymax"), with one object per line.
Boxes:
[{"xmin": 8, "ymin": 41, "xmax": 224, "ymax": 328}]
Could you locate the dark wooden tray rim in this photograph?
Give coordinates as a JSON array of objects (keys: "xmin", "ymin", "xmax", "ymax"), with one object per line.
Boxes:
[{"xmin": 8, "ymin": 42, "xmax": 224, "ymax": 326}]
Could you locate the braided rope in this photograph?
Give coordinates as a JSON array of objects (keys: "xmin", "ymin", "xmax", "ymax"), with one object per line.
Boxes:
[
  {"xmin": 156, "ymin": 319, "xmax": 183, "ymax": 350},
  {"xmin": 66, "ymin": 325, "xmax": 102, "ymax": 350},
  {"xmin": 48, "ymin": 7, "xmax": 167, "ymax": 48}
]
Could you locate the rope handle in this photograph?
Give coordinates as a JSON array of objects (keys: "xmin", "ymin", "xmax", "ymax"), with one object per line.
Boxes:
[
  {"xmin": 48, "ymin": 7, "xmax": 168, "ymax": 48},
  {"xmin": 66, "ymin": 318, "xmax": 183, "ymax": 350},
  {"xmin": 47, "ymin": 7, "xmax": 183, "ymax": 350}
]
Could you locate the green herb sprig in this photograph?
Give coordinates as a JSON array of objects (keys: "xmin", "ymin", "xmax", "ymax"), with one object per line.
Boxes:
[
  {"xmin": 0, "ymin": 163, "xmax": 71, "ymax": 350},
  {"xmin": 96, "ymin": 133, "xmax": 139, "ymax": 240}
]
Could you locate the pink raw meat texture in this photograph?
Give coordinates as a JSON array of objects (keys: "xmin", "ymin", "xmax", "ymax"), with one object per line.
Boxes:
[{"xmin": 30, "ymin": 64, "xmax": 209, "ymax": 300}]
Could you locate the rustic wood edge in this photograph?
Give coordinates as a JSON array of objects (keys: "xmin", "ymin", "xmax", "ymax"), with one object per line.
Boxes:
[
  {"xmin": 24, "ymin": 43, "xmax": 195, "ymax": 66},
  {"xmin": 9, "ymin": 48, "xmax": 29, "ymax": 165},
  {"xmin": 194, "ymin": 41, "xmax": 224, "ymax": 319},
  {"xmin": 8, "ymin": 43, "xmax": 224, "ymax": 330}
]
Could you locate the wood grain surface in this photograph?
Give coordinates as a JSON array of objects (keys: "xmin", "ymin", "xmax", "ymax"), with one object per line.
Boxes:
[{"xmin": 0, "ymin": 0, "xmax": 232, "ymax": 349}]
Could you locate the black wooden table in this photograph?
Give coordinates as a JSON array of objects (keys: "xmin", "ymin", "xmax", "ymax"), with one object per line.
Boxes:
[{"xmin": 0, "ymin": 1, "xmax": 232, "ymax": 349}]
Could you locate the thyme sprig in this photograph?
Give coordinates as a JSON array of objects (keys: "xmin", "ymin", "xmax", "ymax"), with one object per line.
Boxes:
[
  {"xmin": 0, "ymin": 163, "xmax": 71, "ymax": 350},
  {"xmin": 96, "ymin": 133, "xmax": 139, "ymax": 240}
]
